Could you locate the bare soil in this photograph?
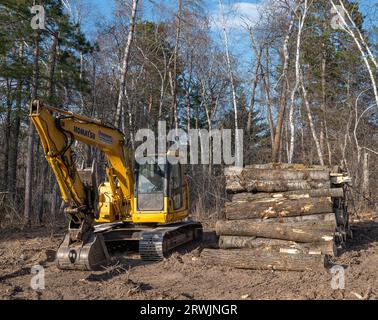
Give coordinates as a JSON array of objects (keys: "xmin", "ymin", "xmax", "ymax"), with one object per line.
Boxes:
[{"xmin": 1, "ymin": 216, "xmax": 378, "ymax": 300}]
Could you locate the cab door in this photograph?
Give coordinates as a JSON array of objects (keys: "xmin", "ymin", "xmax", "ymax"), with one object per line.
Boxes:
[
  {"xmin": 135, "ymin": 161, "xmax": 166, "ymax": 212},
  {"xmin": 168, "ymin": 163, "xmax": 183, "ymax": 211}
]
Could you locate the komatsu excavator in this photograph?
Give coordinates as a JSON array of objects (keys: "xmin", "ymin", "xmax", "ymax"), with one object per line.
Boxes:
[{"xmin": 30, "ymin": 100, "xmax": 202, "ymax": 270}]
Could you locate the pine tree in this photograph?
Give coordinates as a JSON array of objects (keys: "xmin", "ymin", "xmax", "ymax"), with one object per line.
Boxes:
[
  {"xmin": 0, "ymin": 0, "xmax": 92, "ymax": 224},
  {"xmin": 221, "ymin": 91, "xmax": 270, "ymax": 164}
]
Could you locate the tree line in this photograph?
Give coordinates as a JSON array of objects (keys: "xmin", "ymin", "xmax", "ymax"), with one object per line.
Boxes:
[{"xmin": 0, "ymin": 0, "xmax": 377, "ymax": 227}]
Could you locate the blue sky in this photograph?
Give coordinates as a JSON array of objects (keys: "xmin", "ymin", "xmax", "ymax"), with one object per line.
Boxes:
[
  {"xmin": 80, "ymin": 0, "xmax": 376, "ymax": 35},
  {"xmin": 78, "ymin": 0, "xmax": 376, "ymax": 73},
  {"xmin": 80, "ymin": 0, "xmax": 376, "ymax": 36},
  {"xmin": 86, "ymin": 0, "xmax": 113, "ymax": 20},
  {"xmin": 84, "ymin": 0, "xmax": 260, "ymax": 21},
  {"xmin": 80, "ymin": 0, "xmax": 262, "ymax": 73}
]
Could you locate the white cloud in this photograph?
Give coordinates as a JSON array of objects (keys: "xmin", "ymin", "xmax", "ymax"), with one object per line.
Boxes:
[{"xmin": 211, "ymin": 2, "xmax": 262, "ymax": 30}]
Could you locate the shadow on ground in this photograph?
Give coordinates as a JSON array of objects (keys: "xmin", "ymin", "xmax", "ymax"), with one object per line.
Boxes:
[
  {"xmin": 0, "ymin": 267, "xmax": 31, "ymax": 282},
  {"xmin": 346, "ymin": 220, "xmax": 378, "ymax": 251}
]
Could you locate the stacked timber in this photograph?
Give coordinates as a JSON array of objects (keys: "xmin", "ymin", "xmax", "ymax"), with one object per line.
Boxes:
[{"xmin": 201, "ymin": 163, "xmax": 349, "ymax": 271}]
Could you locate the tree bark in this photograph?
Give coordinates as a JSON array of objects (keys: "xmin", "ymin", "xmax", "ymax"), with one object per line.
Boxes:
[
  {"xmin": 320, "ymin": 43, "xmax": 332, "ymax": 165},
  {"xmin": 46, "ymin": 33, "xmax": 58, "ymax": 100},
  {"xmin": 219, "ymin": 0, "xmax": 240, "ymax": 164},
  {"xmin": 246, "ymin": 29, "xmax": 263, "ymax": 132},
  {"xmin": 225, "ymin": 197, "xmax": 332, "ymax": 220},
  {"xmin": 230, "ymin": 188, "xmax": 344, "ymax": 201},
  {"xmin": 248, "ymin": 213, "xmax": 336, "ymax": 224},
  {"xmin": 50, "ymin": 182, "xmax": 59, "ymax": 222},
  {"xmin": 201, "ymin": 248, "xmax": 325, "ymax": 271},
  {"xmin": 231, "ymin": 163, "xmax": 331, "ymax": 170},
  {"xmin": 24, "ymin": 31, "xmax": 40, "ymax": 228},
  {"xmin": 225, "ymin": 165, "xmax": 331, "ymax": 193},
  {"xmin": 262, "ymin": 47, "xmax": 274, "ymax": 146},
  {"xmin": 271, "ymin": 15, "xmax": 296, "ymax": 162},
  {"xmin": 218, "ymin": 236, "xmax": 335, "ymax": 255},
  {"xmin": 301, "ymin": 71, "xmax": 324, "ymax": 165},
  {"xmin": 114, "ymin": 0, "xmax": 139, "ymax": 129},
  {"xmin": 362, "ymin": 150, "xmax": 369, "ymax": 198},
  {"xmin": 226, "ymin": 178, "xmax": 330, "ymax": 193},
  {"xmin": 2, "ymin": 85, "xmax": 12, "ymax": 190},
  {"xmin": 37, "ymin": 33, "xmax": 58, "ymax": 222},
  {"xmin": 288, "ymin": 1, "xmax": 309, "ymax": 163},
  {"xmin": 8, "ymin": 49, "xmax": 23, "ymax": 195},
  {"xmin": 215, "ymin": 219, "xmax": 335, "ymax": 243},
  {"xmin": 331, "ymin": 0, "xmax": 378, "ymax": 111},
  {"xmin": 241, "ymin": 168, "xmax": 330, "ymax": 181},
  {"xmin": 170, "ymin": 0, "xmax": 182, "ymax": 130}
]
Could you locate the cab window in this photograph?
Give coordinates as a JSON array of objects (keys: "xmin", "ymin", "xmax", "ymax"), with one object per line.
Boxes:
[
  {"xmin": 169, "ymin": 164, "xmax": 182, "ymax": 210},
  {"xmin": 137, "ymin": 163, "xmax": 165, "ymax": 211}
]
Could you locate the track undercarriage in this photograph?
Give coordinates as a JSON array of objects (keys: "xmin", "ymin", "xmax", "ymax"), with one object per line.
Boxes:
[{"xmin": 56, "ymin": 221, "xmax": 203, "ymax": 270}]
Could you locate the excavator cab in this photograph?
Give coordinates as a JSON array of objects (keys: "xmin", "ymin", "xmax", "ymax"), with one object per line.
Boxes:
[{"xmin": 133, "ymin": 156, "xmax": 189, "ymax": 224}]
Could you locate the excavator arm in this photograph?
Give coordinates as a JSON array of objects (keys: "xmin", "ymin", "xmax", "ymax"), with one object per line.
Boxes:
[{"xmin": 30, "ymin": 100, "xmax": 134, "ymax": 269}]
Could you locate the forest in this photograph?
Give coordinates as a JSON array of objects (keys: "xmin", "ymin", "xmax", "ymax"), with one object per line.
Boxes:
[
  {"xmin": 1, "ymin": 0, "xmax": 378, "ymax": 302},
  {"xmin": 0, "ymin": 0, "xmax": 376, "ymax": 230}
]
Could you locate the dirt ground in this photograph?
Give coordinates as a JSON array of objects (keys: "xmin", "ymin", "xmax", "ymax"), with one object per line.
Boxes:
[{"xmin": 1, "ymin": 216, "xmax": 378, "ymax": 300}]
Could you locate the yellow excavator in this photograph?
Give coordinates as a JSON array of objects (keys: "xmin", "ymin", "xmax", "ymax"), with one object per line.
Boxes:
[{"xmin": 30, "ymin": 100, "xmax": 202, "ymax": 270}]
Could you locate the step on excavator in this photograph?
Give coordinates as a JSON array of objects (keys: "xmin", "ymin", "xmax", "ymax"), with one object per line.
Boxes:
[{"xmin": 30, "ymin": 100, "xmax": 202, "ymax": 270}]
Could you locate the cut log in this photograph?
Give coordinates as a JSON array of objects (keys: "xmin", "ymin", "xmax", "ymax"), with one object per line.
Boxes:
[
  {"xmin": 228, "ymin": 212, "xmax": 336, "ymax": 224},
  {"xmin": 218, "ymin": 236, "xmax": 335, "ymax": 255},
  {"xmin": 201, "ymin": 248, "xmax": 325, "ymax": 271},
  {"xmin": 243, "ymin": 163, "xmax": 331, "ymax": 170},
  {"xmin": 224, "ymin": 165, "xmax": 332, "ymax": 193},
  {"xmin": 225, "ymin": 197, "xmax": 332, "ymax": 219},
  {"xmin": 224, "ymin": 167, "xmax": 244, "ymax": 192},
  {"xmin": 241, "ymin": 168, "xmax": 330, "ymax": 181},
  {"xmin": 331, "ymin": 175, "xmax": 352, "ymax": 185},
  {"xmin": 225, "ymin": 180, "xmax": 244, "ymax": 193},
  {"xmin": 215, "ymin": 219, "xmax": 335, "ymax": 243},
  {"xmin": 230, "ymin": 188, "xmax": 344, "ymax": 202},
  {"xmin": 219, "ymin": 235, "xmax": 257, "ymax": 249},
  {"xmin": 259, "ymin": 212, "xmax": 336, "ymax": 224},
  {"xmin": 244, "ymin": 180, "xmax": 331, "ymax": 193},
  {"xmin": 226, "ymin": 178, "xmax": 330, "ymax": 193}
]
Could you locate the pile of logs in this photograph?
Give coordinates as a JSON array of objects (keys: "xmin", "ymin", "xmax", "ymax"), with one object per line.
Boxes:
[{"xmin": 201, "ymin": 163, "xmax": 350, "ymax": 271}]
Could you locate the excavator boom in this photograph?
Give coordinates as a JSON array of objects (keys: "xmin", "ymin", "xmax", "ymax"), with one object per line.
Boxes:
[{"xmin": 30, "ymin": 100, "xmax": 134, "ymax": 270}]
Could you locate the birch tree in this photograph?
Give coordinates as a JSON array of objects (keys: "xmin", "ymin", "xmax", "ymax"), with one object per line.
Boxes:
[
  {"xmin": 218, "ymin": 0, "xmax": 240, "ymax": 165},
  {"xmin": 24, "ymin": 30, "xmax": 40, "ymax": 228},
  {"xmin": 271, "ymin": 8, "xmax": 297, "ymax": 162},
  {"xmin": 330, "ymin": 0, "xmax": 378, "ymax": 110},
  {"xmin": 288, "ymin": 0, "xmax": 310, "ymax": 163},
  {"xmin": 300, "ymin": 70, "xmax": 325, "ymax": 165},
  {"xmin": 114, "ymin": 0, "xmax": 139, "ymax": 129},
  {"xmin": 170, "ymin": 0, "xmax": 182, "ymax": 130}
]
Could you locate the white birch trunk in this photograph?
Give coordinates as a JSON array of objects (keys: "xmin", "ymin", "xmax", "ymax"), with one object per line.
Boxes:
[
  {"xmin": 114, "ymin": 0, "xmax": 138, "ymax": 129},
  {"xmin": 331, "ymin": 0, "xmax": 378, "ymax": 111},
  {"xmin": 362, "ymin": 150, "xmax": 369, "ymax": 197},
  {"xmin": 288, "ymin": 0, "xmax": 309, "ymax": 163},
  {"xmin": 300, "ymin": 71, "xmax": 325, "ymax": 165},
  {"xmin": 219, "ymin": 0, "xmax": 240, "ymax": 165}
]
